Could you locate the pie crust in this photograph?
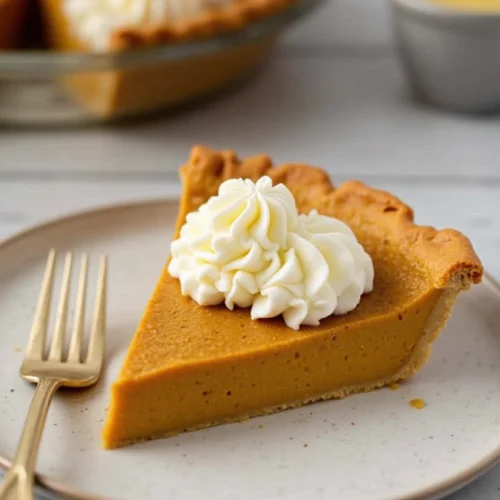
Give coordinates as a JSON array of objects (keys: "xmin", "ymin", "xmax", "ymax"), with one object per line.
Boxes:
[
  {"xmin": 0, "ymin": 0, "xmax": 29, "ymax": 49},
  {"xmin": 107, "ymin": 0, "xmax": 297, "ymax": 51}
]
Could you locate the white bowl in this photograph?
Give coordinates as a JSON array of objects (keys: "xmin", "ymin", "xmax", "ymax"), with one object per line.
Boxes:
[{"xmin": 392, "ymin": 0, "xmax": 500, "ymax": 113}]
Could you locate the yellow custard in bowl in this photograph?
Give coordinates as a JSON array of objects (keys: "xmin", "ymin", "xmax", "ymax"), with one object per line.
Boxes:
[{"xmin": 432, "ymin": 0, "xmax": 500, "ymax": 12}]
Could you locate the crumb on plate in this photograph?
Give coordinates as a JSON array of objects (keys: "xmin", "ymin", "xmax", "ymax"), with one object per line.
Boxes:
[{"xmin": 410, "ymin": 398, "xmax": 426, "ymax": 410}]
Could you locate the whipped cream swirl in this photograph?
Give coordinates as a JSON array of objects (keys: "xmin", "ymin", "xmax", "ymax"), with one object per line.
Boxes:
[
  {"xmin": 168, "ymin": 177, "xmax": 374, "ymax": 330},
  {"xmin": 65, "ymin": 0, "xmax": 233, "ymax": 50}
]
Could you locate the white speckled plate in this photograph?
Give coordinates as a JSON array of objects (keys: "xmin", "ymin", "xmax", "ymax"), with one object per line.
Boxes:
[{"xmin": 0, "ymin": 200, "xmax": 499, "ymax": 500}]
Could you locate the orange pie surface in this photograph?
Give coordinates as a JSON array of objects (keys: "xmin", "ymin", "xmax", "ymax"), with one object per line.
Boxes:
[{"xmin": 102, "ymin": 146, "xmax": 483, "ymax": 449}]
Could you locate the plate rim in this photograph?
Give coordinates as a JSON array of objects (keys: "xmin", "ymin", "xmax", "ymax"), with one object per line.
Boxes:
[{"xmin": 0, "ymin": 198, "xmax": 499, "ymax": 500}]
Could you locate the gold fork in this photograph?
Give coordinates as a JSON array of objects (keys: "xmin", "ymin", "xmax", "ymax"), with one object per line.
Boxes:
[{"xmin": 0, "ymin": 249, "xmax": 107, "ymax": 500}]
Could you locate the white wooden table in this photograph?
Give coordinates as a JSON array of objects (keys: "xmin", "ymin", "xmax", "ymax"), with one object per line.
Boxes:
[{"xmin": 1, "ymin": 1, "xmax": 499, "ymax": 498}]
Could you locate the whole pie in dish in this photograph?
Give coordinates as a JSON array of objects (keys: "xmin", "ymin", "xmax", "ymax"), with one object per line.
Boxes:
[
  {"xmin": 102, "ymin": 146, "xmax": 483, "ymax": 449},
  {"xmin": 32, "ymin": 0, "xmax": 297, "ymax": 118},
  {"xmin": 1, "ymin": 0, "xmax": 300, "ymax": 118}
]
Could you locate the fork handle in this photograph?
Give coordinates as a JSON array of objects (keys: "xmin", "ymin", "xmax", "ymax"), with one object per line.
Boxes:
[{"xmin": 0, "ymin": 378, "xmax": 60, "ymax": 500}]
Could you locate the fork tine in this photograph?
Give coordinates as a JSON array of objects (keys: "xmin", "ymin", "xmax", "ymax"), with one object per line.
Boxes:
[
  {"xmin": 25, "ymin": 250, "xmax": 56, "ymax": 360},
  {"xmin": 67, "ymin": 254, "xmax": 88, "ymax": 364},
  {"xmin": 48, "ymin": 253, "xmax": 73, "ymax": 361},
  {"xmin": 86, "ymin": 256, "xmax": 107, "ymax": 366}
]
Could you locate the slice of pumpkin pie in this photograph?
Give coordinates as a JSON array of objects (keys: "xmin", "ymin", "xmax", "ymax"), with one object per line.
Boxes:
[{"xmin": 102, "ymin": 146, "xmax": 483, "ymax": 449}]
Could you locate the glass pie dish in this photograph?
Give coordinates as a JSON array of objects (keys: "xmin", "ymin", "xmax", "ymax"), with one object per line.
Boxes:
[{"xmin": 0, "ymin": 0, "xmax": 323, "ymax": 127}]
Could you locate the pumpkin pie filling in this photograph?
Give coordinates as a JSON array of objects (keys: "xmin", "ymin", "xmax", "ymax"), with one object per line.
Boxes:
[{"xmin": 102, "ymin": 146, "xmax": 482, "ymax": 449}]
